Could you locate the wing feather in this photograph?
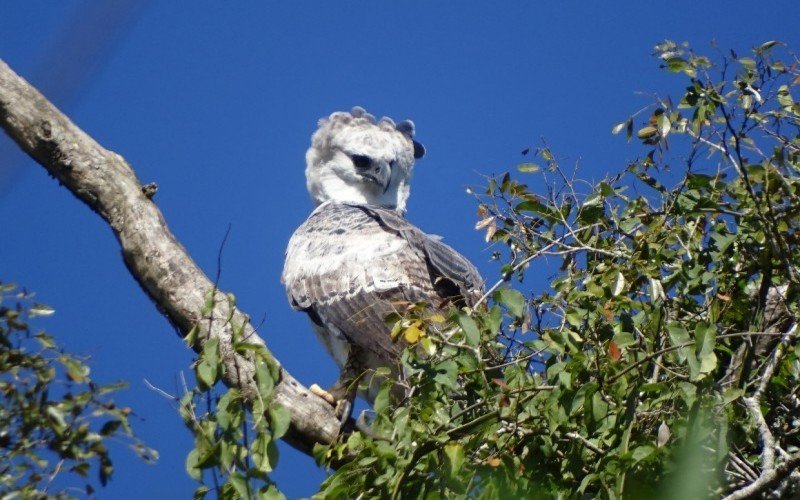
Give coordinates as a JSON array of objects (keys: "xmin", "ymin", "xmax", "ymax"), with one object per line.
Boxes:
[
  {"xmin": 283, "ymin": 203, "xmax": 483, "ymax": 370},
  {"xmin": 352, "ymin": 204, "xmax": 483, "ymax": 303}
]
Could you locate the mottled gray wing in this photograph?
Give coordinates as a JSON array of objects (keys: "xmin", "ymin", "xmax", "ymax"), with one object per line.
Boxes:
[
  {"xmin": 283, "ymin": 203, "xmax": 483, "ymax": 370},
  {"xmin": 352, "ymin": 204, "xmax": 484, "ymax": 305},
  {"xmin": 283, "ymin": 204, "xmax": 434, "ymax": 366}
]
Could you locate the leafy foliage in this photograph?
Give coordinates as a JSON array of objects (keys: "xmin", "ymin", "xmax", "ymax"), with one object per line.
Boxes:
[
  {"xmin": 181, "ymin": 291, "xmax": 287, "ymax": 500},
  {"xmin": 0, "ymin": 282, "xmax": 156, "ymax": 497},
  {"xmin": 310, "ymin": 41, "xmax": 800, "ymax": 498}
]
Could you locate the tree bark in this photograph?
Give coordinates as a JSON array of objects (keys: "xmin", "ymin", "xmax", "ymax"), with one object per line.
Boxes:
[{"xmin": 0, "ymin": 58, "xmax": 340, "ymax": 454}]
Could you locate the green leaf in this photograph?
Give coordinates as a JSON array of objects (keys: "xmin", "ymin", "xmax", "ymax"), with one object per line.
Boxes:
[
  {"xmin": 656, "ymin": 113, "xmax": 671, "ymax": 137},
  {"xmin": 443, "ymin": 443, "xmax": 465, "ymax": 478},
  {"xmin": 433, "ymin": 359, "xmax": 458, "ymax": 388},
  {"xmin": 667, "ymin": 324, "xmax": 690, "ymax": 346},
  {"xmin": 565, "ymin": 308, "xmax": 585, "ymax": 328},
  {"xmin": 710, "ymin": 232, "xmax": 736, "ymax": 253},
  {"xmin": 46, "ymin": 405, "xmax": 68, "ymax": 432},
  {"xmin": 613, "ymin": 331, "xmax": 635, "ymax": 348},
  {"xmin": 202, "ymin": 338, "xmax": 219, "ymax": 369},
  {"xmin": 637, "ymin": 126, "xmax": 658, "ymax": 140},
  {"xmin": 611, "ymin": 120, "xmax": 628, "ymax": 135},
  {"xmin": 515, "ymin": 200, "xmax": 546, "ymax": 214},
  {"xmin": 591, "ymin": 391, "xmax": 609, "ymax": 423},
  {"xmin": 372, "ymin": 381, "xmax": 392, "ymax": 413},
  {"xmin": 216, "ymin": 389, "xmax": 242, "ymax": 430},
  {"xmin": 227, "ymin": 472, "xmax": 251, "ymax": 498},
  {"xmin": 630, "ymin": 445, "xmax": 656, "ymax": 464},
  {"xmin": 184, "ymin": 324, "xmax": 200, "ymax": 347},
  {"xmin": 693, "ymin": 322, "xmax": 717, "ymax": 379},
  {"xmin": 59, "ymin": 355, "xmax": 90, "ymax": 383},
  {"xmin": 195, "ymin": 359, "xmax": 217, "ymax": 389},
  {"xmin": 193, "ymin": 486, "xmax": 210, "ymax": 500},
  {"xmin": 667, "ymin": 323, "xmax": 691, "ymax": 364},
  {"xmin": 722, "ymin": 388, "xmax": 744, "ymax": 405},
  {"xmin": 251, "ymin": 433, "xmax": 274, "ymax": 473},
  {"xmin": 201, "ymin": 290, "xmax": 215, "ymax": 316},
  {"xmin": 268, "ymin": 404, "xmax": 291, "ymax": 440},
  {"xmin": 29, "ymin": 303, "xmax": 55, "ymax": 317},
  {"xmin": 185, "ymin": 449, "xmax": 202, "ymax": 481},
  {"xmin": 34, "ymin": 331, "xmax": 56, "ymax": 349},
  {"xmin": 258, "ymin": 484, "xmax": 287, "ymax": 500},
  {"xmin": 254, "ymin": 360, "xmax": 275, "ymax": 400},
  {"xmin": 665, "ymin": 57, "xmax": 687, "ymax": 73},
  {"xmin": 678, "ymin": 382, "xmax": 697, "ymax": 407},
  {"xmin": 100, "ymin": 420, "xmax": 122, "ymax": 436},
  {"xmin": 419, "ymin": 336, "xmax": 436, "ymax": 356},
  {"xmin": 757, "ymin": 40, "xmax": 779, "ymax": 53},
  {"xmin": 778, "ymin": 85, "xmax": 794, "ymax": 109},
  {"xmin": 738, "ymin": 57, "xmax": 756, "ymax": 72},
  {"xmin": 494, "ymin": 288, "xmax": 526, "ymax": 318},
  {"xmin": 486, "ymin": 305, "xmax": 503, "ymax": 335},
  {"xmin": 517, "ymin": 163, "xmax": 540, "ymax": 173},
  {"xmin": 457, "ymin": 312, "xmax": 480, "ymax": 346}
]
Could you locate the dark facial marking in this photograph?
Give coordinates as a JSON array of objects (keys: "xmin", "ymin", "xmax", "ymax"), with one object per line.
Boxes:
[{"xmin": 350, "ymin": 154, "xmax": 372, "ymax": 170}]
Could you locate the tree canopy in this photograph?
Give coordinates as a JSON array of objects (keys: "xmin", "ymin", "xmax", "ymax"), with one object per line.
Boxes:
[
  {"xmin": 2, "ymin": 40, "xmax": 799, "ymax": 499},
  {"xmin": 0, "ymin": 283, "xmax": 155, "ymax": 496},
  {"xmin": 305, "ymin": 40, "xmax": 800, "ymax": 499}
]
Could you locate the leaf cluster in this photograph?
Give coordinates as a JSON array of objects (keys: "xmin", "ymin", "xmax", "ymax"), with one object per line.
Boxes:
[
  {"xmin": 313, "ymin": 41, "xmax": 800, "ymax": 498},
  {"xmin": 181, "ymin": 291, "xmax": 288, "ymax": 500},
  {"xmin": 0, "ymin": 282, "xmax": 155, "ymax": 498}
]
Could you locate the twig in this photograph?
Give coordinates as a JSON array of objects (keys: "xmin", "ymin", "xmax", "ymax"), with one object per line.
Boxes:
[
  {"xmin": 723, "ymin": 452, "xmax": 800, "ymax": 500},
  {"xmin": 607, "ymin": 331, "xmax": 786, "ymax": 384},
  {"xmin": 143, "ymin": 378, "xmax": 179, "ymax": 401},
  {"xmin": 565, "ymin": 432, "xmax": 605, "ymax": 455},
  {"xmin": 728, "ymin": 451, "xmax": 759, "ymax": 482},
  {"xmin": 742, "ymin": 323, "xmax": 797, "ymax": 478},
  {"xmin": 42, "ymin": 459, "xmax": 64, "ymax": 493}
]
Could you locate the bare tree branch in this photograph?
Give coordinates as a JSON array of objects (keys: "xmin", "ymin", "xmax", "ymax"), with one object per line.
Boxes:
[
  {"xmin": 723, "ymin": 452, "xmax": 800, "ymax": 500},
  {"xmin": 0, "ymin": 58, "xmax": 340, "ymax": 454}
]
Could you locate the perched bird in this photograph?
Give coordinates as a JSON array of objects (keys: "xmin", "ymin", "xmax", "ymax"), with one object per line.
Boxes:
[{"xmin": 282, "ymin": 107, "xmax": 482, "ymax": 420}]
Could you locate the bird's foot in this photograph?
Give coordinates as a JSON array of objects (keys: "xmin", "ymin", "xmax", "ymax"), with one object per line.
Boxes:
[
  {"xmin": 309, "ymin": 383, "xmax": 354, "ymax": 428},
  {"xmin": 309, "ymin": 383, "xmax": 337, "ymax": 405},
  {"xmin": 335, "ymin": 399, "xmax": 353, "ymax": 427}
]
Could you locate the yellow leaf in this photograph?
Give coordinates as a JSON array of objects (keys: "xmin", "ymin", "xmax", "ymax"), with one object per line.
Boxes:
[
  {"xmin": 429, "ymin": 314, "xmax": 446, "ymax": 323},
  {"xmin": 637, "ymin": 126, "xmax": 658, "ymax": 139},
  {"xmin": 403, "ymin": 325, "xmax": 424, "ymax": 344}
]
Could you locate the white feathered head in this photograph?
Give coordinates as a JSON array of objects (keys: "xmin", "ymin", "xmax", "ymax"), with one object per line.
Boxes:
[{"xmin": 305, "ymin": 106, "xmax": 425, "ymax": 213}]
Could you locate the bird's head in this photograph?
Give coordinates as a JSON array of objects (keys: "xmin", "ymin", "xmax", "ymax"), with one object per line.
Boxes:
[{"xmin": 305, "ymin": 107, "xmax": 425, "ymax": 213}]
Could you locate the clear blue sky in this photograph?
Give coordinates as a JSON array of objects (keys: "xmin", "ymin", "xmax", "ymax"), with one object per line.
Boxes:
[{"xmin": 1, "ymin": 2, "xmax": 798, "ymax": 498}]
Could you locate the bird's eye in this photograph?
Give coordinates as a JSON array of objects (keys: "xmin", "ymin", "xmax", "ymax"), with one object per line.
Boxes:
[{"xmin": 350, "ymin": 154, "xmax": 371, "ymax": 170}]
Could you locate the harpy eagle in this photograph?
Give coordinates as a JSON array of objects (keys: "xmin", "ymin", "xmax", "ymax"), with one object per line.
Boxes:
[{"xmin": 282, "ymin": 107, "xmax": 483, "ymax": 418}]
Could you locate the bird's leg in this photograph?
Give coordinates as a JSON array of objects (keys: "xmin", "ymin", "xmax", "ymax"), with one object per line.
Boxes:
[
  {"xmin": 328, "ymin": 348, "xmax": 366, "ymax": 426},
  {"xmin": 308, "ymin": 347, "xmax": 364, "ymax": 427},
  {"xmin": 327, "ymin": 377, "xmax": 356, "ymax": 427}
]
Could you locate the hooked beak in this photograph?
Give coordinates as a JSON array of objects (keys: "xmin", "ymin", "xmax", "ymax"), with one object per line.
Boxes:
[{"xmin": 351, "ymin": 154, "xmax": 391, "ymax": 192}]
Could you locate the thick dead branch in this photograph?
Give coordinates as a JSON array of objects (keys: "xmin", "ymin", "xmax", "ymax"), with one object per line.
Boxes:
[{"xmin": 0, "ymin": 58, "xmax": 340, "ymax": 454}]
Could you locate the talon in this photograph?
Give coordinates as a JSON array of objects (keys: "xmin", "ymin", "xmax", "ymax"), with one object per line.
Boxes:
[
  {"xmin": 309, "ymin": 383, "xmax": 336, "ymax": 405},
  {"xmin": 336, "ymin": 399, "xmax": 353, "ymax": 427}
]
